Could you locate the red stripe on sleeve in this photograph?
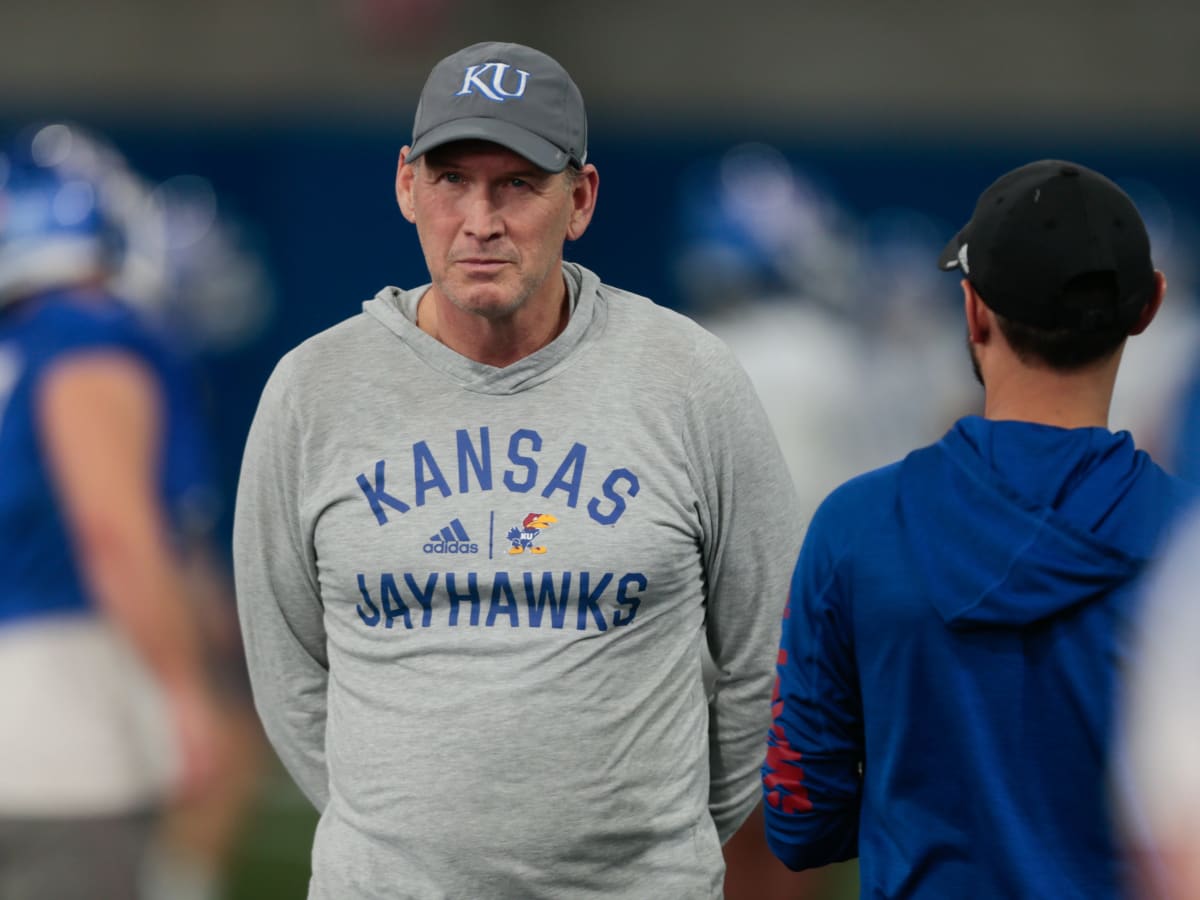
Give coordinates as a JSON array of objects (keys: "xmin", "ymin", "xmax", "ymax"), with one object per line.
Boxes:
[{"xmin": 764, "ymin": 671, "xmax": 813, "ymax": 814}]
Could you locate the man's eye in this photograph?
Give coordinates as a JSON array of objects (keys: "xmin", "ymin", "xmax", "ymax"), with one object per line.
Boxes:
[
  {"xmin": 509, "ymin": 178, "xmax": 529, "ymax": 189},
  {"xmin": 440, "ymin": 172, "xmax": 463, "ymax": 184}
]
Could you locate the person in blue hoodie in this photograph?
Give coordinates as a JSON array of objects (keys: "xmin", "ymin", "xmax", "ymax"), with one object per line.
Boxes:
[{"xmin": 762, "ymin": 159, "xmax": 1198, "ymax": 899}]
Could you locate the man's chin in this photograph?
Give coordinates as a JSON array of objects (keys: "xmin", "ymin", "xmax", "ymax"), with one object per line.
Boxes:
[{"xmin": 446, "ymin": 286, "xmax": 524, "ymax": 319}]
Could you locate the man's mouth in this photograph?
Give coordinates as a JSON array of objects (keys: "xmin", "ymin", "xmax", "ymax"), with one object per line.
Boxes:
[{"xmin": 455, "ymin": 258, "xmax": 512, "ymax": 276}]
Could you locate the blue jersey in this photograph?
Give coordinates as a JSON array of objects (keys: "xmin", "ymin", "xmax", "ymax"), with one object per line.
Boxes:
[
  {"xmin": 764, "ymin": 416, "xmax": 1197, "ymax": 899},
  {"xmin": 0, "ymin": 289, "xmax": 214, "ymax": 626}
]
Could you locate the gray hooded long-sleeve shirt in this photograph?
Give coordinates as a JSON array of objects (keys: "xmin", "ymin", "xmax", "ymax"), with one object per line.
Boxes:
[{"xmin": 234, "ymin": 263, "xmax": 802, "ymax": 899}]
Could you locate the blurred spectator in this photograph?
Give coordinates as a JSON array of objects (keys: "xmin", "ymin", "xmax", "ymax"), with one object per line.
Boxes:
[
  {"xmin": 680, "ymin": 145, "xmax": 972, "ymax": 900},
  {"xmin": 679, "ymin": 144, "xmax": 975, "ymax": 528},
  {"xmin": 0, "ymin": 121, "xmax": 231, "ymax": 899},
  {"xmin": 1158, "ymin": 355, "xmax": 1200, "ymax": 484},
  {"xmin": 103, "ymin": 134, "xmax": 273, "ymax": 900},
  {"xmin": 1119, "ymin": 506, "xmax": 1200, "ymax": 899},
  {"xmin": 1106, "ymin": 178, "xmax": 1200, "ymax": 464}
]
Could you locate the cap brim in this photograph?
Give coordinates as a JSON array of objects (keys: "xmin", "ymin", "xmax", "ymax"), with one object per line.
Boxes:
[
  {"xmin": 408, "ymin": 117, "xmax": 572, "ymax": 172},
  {"xmin": 938, "ymin": 227, "xmax": 967, "ymax": 271}
]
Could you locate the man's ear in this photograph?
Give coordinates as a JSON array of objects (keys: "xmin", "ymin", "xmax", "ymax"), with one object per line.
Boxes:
[
  {"xmin": 963, "ymin": 279, "xmax": 991, "ymax": 345},
  {"xmin": 1129, "ymin": 270, "xmax": 1167, "ymax": 336},
  {"xmin": 565, "ymin": 164, "xmax": 599, "ymax": 241},
  {"xmin": 396, "ymin": 146, "xmax": 416, "ymax": 223}
]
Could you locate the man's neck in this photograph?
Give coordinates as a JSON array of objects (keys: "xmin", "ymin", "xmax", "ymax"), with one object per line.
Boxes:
[
  {"xmin": 418, "ymin": 274, "xmax": 570, "ymax": 368},
  {"xmin": 982, "ymin": 364, "xmax": 1118, "ymax": 430}
]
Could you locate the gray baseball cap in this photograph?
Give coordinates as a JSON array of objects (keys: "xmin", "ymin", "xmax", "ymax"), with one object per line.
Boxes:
[{"xmin": 407, "ymin": 42, "xmax": 587, "ymax": 173}]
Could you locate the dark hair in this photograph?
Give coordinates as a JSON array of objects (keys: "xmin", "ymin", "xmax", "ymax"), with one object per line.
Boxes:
[{"xmin": 993, "ymin": 272, "xmax": 1148, "ymax": 371}]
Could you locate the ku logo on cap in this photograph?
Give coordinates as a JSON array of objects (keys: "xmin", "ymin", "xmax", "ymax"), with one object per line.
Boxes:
[{"xmin": 457, "ymin": 63, "xmax": 531, "ymax": 102}]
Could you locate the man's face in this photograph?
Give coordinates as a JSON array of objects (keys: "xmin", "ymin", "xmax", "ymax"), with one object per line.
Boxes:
[{"xmin": 397, "ymin": 141, "xmax": 594, "ymax": 321}]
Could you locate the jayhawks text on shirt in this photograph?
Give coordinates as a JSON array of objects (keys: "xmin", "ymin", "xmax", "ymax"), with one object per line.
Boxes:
[{"xmin": 355, "ymin": 570, "xmax": 646, "ymax": 631}]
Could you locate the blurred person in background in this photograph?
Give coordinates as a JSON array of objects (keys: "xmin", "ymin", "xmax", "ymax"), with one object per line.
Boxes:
[
  {"xmin": 1119, "ymin": 506, "xmax": 1200, "ymax": 900},
  {"xmin": 679, "ymin": 144, "xmax": 972, "ymax": 900},
  {"xmin": 677, "ymin": 143, "xmax": 974, "ymax": 538},
  {"xmin": 0, "ymin": 122, "xmax": 229, "ymax": 900},
  {"xmin": 113, "ymin": 148, "xmax": 274, "ymax": 900},
  {"xmin": 1160, "ymin": 357, "xmax": 1200, "ymax": 485},
  {"xmin": 763, "ymin": 160, "xmax": 1196, "ymax": 898},
  {"xmin": 234, "ymin": 40, "xmax": 801, "ymax": 899},
  {"xmin": 1102, "ymin": 180, "xmax": 1200, "ymax": 473}
]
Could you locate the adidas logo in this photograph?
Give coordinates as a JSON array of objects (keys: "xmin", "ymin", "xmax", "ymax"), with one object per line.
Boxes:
[{"xmin": 422, "ymin": 518, "xmax": 480, "ymax": 554}]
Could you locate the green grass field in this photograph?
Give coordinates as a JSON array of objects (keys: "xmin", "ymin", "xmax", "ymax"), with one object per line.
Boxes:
[{"xmin": 225, "ymin": 764, "xmax": 318, "ymax": 900}]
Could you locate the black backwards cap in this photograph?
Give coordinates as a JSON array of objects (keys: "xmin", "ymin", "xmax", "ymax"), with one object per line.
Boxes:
[
  {"xmin": 938, "ymin": 160, "xmax": 1156, "ymax": 331},
  {"xmin": 407, "ymin": 42, "xmax": 587, "ymax": 173}
]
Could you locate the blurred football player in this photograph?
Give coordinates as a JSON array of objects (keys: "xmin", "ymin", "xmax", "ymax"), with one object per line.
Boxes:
[{"xmin": 0, "ymin": 122, "xmax": 225, "ymax": 900}]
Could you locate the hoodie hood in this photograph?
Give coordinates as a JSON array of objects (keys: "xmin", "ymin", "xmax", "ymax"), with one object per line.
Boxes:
[
  {"xmin": 898, "ymin": 416, "xmax": 1158, "ymax": 629},
  {"xmin": 361, "ymin": 262, "xmax": 602, "ymax": 395}
]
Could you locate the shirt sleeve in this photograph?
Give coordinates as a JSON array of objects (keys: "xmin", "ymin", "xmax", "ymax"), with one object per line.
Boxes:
[
  {"xmin": 761, "ymin": 493, "xmax": 863, "ymax": 869},
  {"xmin": 684, "ymin": 334, "xmax": 805, "ymax": 844},
  {"xmin": 233, "ymin": 352, "xmax": 330, "ymax": 810}
]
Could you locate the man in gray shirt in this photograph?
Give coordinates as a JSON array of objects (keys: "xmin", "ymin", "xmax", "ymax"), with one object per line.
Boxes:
[{"xmin": 234, "ymin": 41, "xmax": 802, "ymax": 899}]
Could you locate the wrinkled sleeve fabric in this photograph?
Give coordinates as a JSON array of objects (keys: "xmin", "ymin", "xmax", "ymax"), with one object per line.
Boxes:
[
  {"xmin": 762, "ymin": 491, "xmax": 863, "ymax": 869},
  {"xmin": 233, "ymin": 352, "xmax": 330, "ymax": 810},
  {"xmin": 683, "ymin": 334, "xmax": 804, "ymax": 844}
]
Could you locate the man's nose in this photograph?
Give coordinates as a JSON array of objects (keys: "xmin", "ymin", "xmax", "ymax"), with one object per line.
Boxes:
[{"xmin": 462, "ymin": 189, "xmax": 503, "ymax": 240}]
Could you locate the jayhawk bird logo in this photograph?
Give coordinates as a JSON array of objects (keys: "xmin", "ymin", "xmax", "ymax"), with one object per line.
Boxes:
[{"xmin": 507, "ymin": 513, "xmax": 557, "ymax": 555}]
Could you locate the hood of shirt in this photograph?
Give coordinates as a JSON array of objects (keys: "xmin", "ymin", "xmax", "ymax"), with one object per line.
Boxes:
[
  {"xmin": 360, "ymin": 262, "xmax": 602, "ymax": 395},
  {"xmin": 897, "ymin": 416, "xmax": 1168, "ymax": 629}
]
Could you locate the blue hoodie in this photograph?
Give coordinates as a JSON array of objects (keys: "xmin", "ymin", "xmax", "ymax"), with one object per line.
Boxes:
[{"xmin": 763, "ymin": 415, "xmax": 1196, "ymax": 899}]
